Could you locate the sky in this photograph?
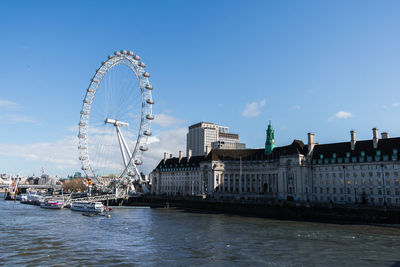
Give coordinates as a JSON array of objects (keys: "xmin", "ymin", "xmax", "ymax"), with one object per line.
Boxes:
[{"xmin": 1, "ymin": 0, "xmax": 400, "ymax": 177}]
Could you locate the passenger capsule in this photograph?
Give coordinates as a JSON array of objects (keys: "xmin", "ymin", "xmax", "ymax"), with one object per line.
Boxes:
[
  {"xmin": 91, "ymin": 78, "xmax": 99, "ymax": 83},
  {"xmin": 145, "ymin": 84, "xmax": 153, "ymax": 90},
  {"xmin": 83, "ymin": 99, "xmax": 90, "ymax": 104},
  {"xmin": 143, "ymin": 72, "xmax": 150, "ymax": 78},
  {"xmin": 134, "ymin": 159, "xmax": 143, "ymax": 165},
  {"xmin": 128, "ymin": 51, "xmax": 134, "ymax": 56},
  {"xmin": 143, "ymin": 130, "xmax": 152, "ymax": 136},
  {"xmin": 139, "ymin": 145, "xmax": 148, "ymax": 151},
  {"xmin": 78, "ymin": 133, "xmax": 86, "ymax": 138},
  {"xmin": 81, "ymin": 166, "xmax": 88, "ymax": 171},
  {"xmin": 80, "ymin": 110, "xmax": 88, "ymax": 115},
  {"xmin": 146, "ymin": 114, "xmax": 154, "ymax": 120},
  {"xmin": 146, "ymin": 99, "xmax": 154, "ymax": 104},
  {"xmin": 138, "ymin": 62, "xmax": 146, "ymax": 68},
  {"xmin": 108, "ymin": 55, "xmax": 113, "ymax": 59},
  {"xmin": 79, "ymin": 156, "xmax": 87, "ymax": 160},
  {"xmin": 79, "ymin": 122, "xmax": 87, "ymax": 126},
  {"xmin": 133, "ymin": 55, "xmax": 141, "ymax": 61},
  {"xmin": 121, "ymin": 50, "xmax": 127, "ymax": 54},
  {"xmin": 87, "ymin": 88, "xmax": 94, "ymax": 93},
  {"xmin": 114, "ymin": 51, "xmax": 121, "ymax": 56}
]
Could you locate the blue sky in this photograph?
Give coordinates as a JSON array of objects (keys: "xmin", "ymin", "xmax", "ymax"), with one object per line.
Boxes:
[{"xmin": 1, "ymin": 0, "xmax": 400, "ymax": 176}]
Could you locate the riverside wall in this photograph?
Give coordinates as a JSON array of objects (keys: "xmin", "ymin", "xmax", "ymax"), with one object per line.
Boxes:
[{"xmin": 116, "ymin": 196, "xmax": 400, "ymax": 225}]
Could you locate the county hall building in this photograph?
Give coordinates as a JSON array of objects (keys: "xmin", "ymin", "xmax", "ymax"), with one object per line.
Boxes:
[{"xmin": 150, "ymin": 122, "xmax": 400, "ymax": 206}]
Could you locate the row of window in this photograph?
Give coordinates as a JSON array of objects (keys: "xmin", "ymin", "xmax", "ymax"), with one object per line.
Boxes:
[
  {"xmin": 314, "ymin": 178, "xmax": 400, "ymax": 185},
  {"xmin": 317, "ymin": 171, "xmax": 399, "ymax": 178},
  {"xmin": 313, "ymin": 187, "xmax": 400, "ymax": 196}
]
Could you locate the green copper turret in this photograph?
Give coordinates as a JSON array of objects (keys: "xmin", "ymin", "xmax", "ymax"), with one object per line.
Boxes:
[{"xmin": 265, "ymin": 121, "xmax": 276, "ymax": 155}]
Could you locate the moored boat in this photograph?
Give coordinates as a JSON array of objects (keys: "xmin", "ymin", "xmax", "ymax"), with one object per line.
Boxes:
[
  {"xmin": 70, "ymin": 201, "xmax": 105, "ymax": 213},
  {"xmin": 40, "ymin": 199, "xmax": 64, "ymax": 209}
]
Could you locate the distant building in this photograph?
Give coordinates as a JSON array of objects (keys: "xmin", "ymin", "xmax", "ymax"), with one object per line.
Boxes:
[
  {"xmin": 186, "ymin": 122, "xmax": 245, "ymax": 156},
  {"xmin": 150, "ymin": 122, "xmax": 400, "ymax": 207}
]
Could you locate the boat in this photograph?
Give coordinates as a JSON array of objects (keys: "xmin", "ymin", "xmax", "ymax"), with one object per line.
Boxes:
[
  {"xmin": 70, "ymin": 201, "xmax": 105, "ymax": 213},
  {"xmin": 40, "ymin": 199, "xmax": 64, "ymax": 209},
  {"xmin": 26, "ymin": 192, "xmax": 44, "ymax": 205},
  {"xmin": 4, "ymin": 181, "xmax": 18, "ymax": 200},
  {"xmin": 20, "ymin": 194, "xmax": 28, "ymax": 203}
]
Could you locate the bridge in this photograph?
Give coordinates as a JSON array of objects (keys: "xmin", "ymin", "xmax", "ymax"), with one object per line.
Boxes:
[
  {"xmin": 0, "ymin": 184, "xmax": 62, "ymax": 190},
  {"xmin": 66, "ymin": 194, "xmax": 120, "ymax": 204}
]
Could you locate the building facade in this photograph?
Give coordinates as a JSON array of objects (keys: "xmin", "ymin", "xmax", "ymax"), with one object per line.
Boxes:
[
  {"xmin": 186, "ymin": 122, "xmax": 245, "ymax": 156},
  {"xmin": 151, "ymin": 123, "xmax": 400, "ymax": 206}
]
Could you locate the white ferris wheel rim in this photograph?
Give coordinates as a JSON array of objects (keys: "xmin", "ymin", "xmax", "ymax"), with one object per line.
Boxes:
[{"xmin": 78, "ymin": 50, "xmax": 154, "ymax": 179}]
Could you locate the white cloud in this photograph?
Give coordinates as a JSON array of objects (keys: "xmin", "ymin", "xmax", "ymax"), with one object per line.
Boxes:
[
  {"xmin": 392, "ymin": 103, "xmax": 400, "ymax": 107},
  {"xmin": 242, "ymin": 99, "xmax": 266, "ymax": 118},
  {"xmin": 0, "ymin": 135, "xmax": 80, "ymax": 176},
  {"xmin": 153, "ymin": 113, "xmax": 185, "ymax": 127},
  {"xmin": 330, "ymin": 110, "xmax": 355, "ymax": 120},
  {"xmin": 0, "ymin": 99, "xmax": 18, "ymax": 108},
  {"xmin": 0, "ymin": 125, "xmax": 188, "ymax": 177},
  {"xmin": 141, "ymin": 127, "xmax": 187, "ymax": 173},
  {"xmin": 1, "ymin": 114, "xmax": 37, "ymax": 124}
]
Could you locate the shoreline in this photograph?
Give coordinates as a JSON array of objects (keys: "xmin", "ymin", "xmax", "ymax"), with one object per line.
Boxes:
[{"xmin": 114, "ymin": 196, "xmax": 400, "ymax": 226}]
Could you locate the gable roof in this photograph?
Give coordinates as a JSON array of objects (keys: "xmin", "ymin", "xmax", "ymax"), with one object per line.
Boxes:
[{"xmin": 311, "ymin": 137, "xmax": 400, "ymax": 162}]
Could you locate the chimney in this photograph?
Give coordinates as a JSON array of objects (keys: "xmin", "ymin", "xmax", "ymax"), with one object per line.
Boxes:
[
  {"xmin": 163, "ymin": 152, "xmax": 168, "ymax": 164},
  {"xmin": 350, "ymin": 130, "xmax": 356, "ymax": 151},
  {"xmin": 308, "ymin": 133, "xmax": 315, "ymax": 154},
  {"xmin": 187, "ymin": 149, "xmax": 192, "ymax": 161},
  {"xmin": 373, "ymin": 128, "xmax": 379, "ymax": 149},
  {"xmin": 381, "ymin": 132, "xmax": 389, "ymax": 139},
  {"xmin": 179, "ymin": 150, "xmax": 183, "ymax": 162},
  {"xmin": 169, "ymin": 154, "xmax": 173, "ymax": 159}
]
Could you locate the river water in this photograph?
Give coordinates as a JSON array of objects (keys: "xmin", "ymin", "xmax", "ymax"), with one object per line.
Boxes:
[{"xmin": 1, "ymin": 199, "xmax": 400, "ymax": 266}]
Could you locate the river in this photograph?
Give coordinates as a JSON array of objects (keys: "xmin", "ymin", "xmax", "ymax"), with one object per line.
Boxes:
[{"xmin": 1, "ymin": 198, "xmax": 400, "ymax": 266}]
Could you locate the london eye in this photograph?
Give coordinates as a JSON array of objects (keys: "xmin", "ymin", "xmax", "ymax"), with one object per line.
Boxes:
[{"xmin": 78, "ymin": 50, "xmax": 154, "ymax": 192}]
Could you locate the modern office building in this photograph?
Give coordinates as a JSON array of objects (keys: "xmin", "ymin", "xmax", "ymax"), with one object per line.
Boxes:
[
  {"xmin": 150, "ymin": 122, "xmax": 400, "ymax": 206},
  {"xmin": 186, "ymin": 122, "xmax": 245, "ymax": 156}
]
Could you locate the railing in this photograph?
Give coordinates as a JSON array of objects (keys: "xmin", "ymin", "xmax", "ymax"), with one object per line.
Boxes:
[
  {"xmin": 67, "ymin": 194, "xmax": 119, "ymax": 204},
  {"xmin": 0, "ymin": 184, "xmax": 61, "ymax": 189}
]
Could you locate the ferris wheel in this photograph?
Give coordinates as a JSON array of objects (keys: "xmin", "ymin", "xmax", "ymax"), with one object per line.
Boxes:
[{"xmin": 78, "ymin": 50, "xmax": 154, "ymax": 183}]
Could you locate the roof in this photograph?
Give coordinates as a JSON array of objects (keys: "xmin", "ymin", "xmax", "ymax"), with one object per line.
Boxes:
[
  {"xmin": 311, "ymin": 137, "xmax": 400, "ymax": 162},
  {"xmin": 207, "ymin": 140, "xmax": 307, "ymax": 161},
  {"xmin": 188, "ymin": 122, "xmax": 217, "ymax": 130},
  {"xmin": 154, "ymin": 155, "xmax": 206, "ymax": 169},
  {"xmin": 153, "ymin": 140, "xmax": 308, "ymax": 171}
]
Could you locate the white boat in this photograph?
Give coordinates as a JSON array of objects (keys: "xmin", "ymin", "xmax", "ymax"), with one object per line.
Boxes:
[
  {"xmin": 20, "ymin": 194, "xmax": 28, "ymax": 203},
  {"xmin": 26, "ymin": 193, "xmax": 44, "ymax": 205},
  {"xmin": 70, "ymin": 201, "xmax": 105, "ymax": 213},
  {"xmin": 40, "ymin": 199, "xmax": 64, "ymax": 209}
]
